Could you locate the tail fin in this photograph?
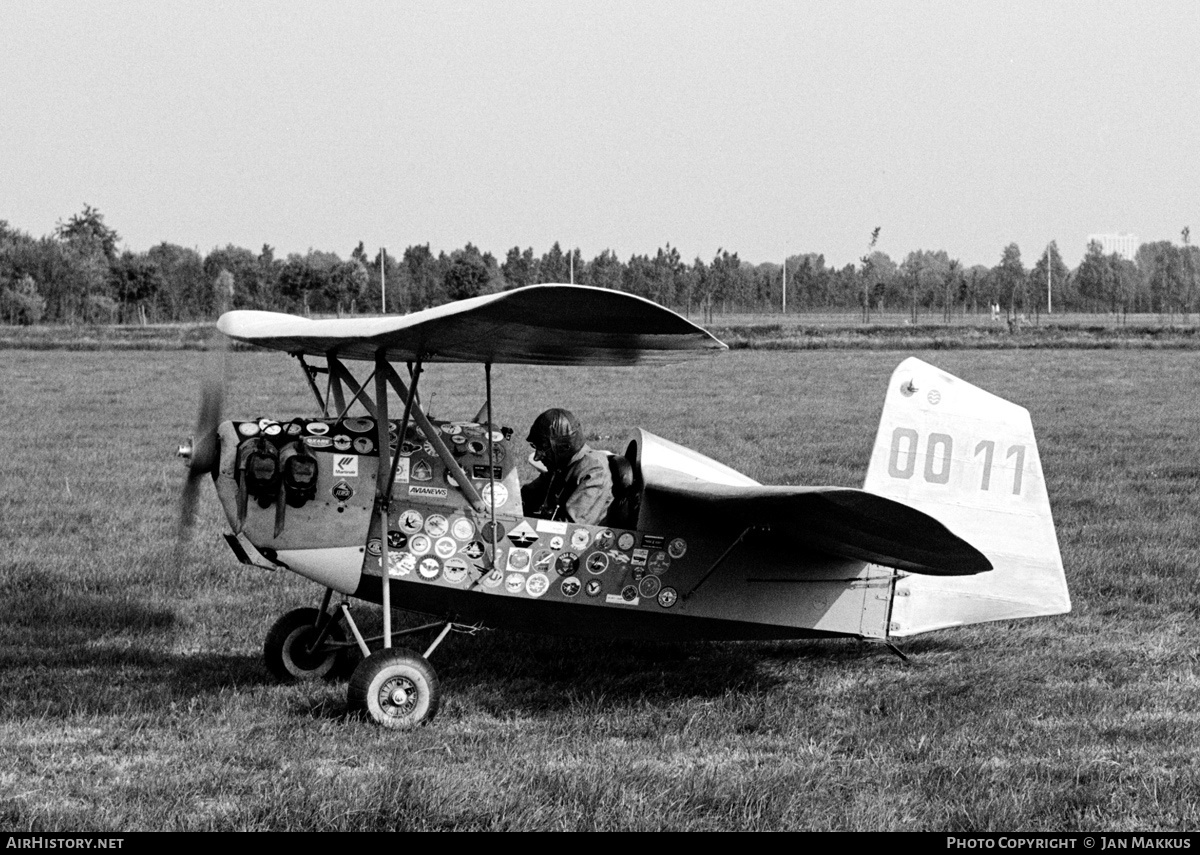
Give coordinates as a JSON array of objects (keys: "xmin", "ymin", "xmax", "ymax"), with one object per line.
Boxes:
[{"xmin": 863, "ymin": 357, "xmax": 1070, "ymax": 637}]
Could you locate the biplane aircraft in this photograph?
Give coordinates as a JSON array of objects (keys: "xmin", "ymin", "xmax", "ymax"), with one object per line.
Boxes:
[{"xmin": 177, "ymin": 284, "xmax": 1070, "ymax": 728}]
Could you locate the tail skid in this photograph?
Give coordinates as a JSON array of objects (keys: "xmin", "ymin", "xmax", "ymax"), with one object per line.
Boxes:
[{"xmin": 863, "ymin": 358, "xmax": 1070, "ymax": 637}]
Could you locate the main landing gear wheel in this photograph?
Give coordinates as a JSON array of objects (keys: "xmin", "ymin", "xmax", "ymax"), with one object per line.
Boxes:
[
  {"xmin": 264, "ymin": 607, "xmax": 345, "ymax": 682},
  {"xmin": 348, "ymin": 650, "xmax": 440, "ymax": 728}
]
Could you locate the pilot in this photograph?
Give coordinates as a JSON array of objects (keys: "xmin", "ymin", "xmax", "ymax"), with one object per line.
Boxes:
[{"xmin": 521, "ymin": 408, "xmax": 613, "ymax": 526}]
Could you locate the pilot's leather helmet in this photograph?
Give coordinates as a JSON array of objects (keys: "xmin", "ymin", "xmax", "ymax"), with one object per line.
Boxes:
[{"xmin": 528, "ymin": 408, "xmax": 583, "ymax": 469}]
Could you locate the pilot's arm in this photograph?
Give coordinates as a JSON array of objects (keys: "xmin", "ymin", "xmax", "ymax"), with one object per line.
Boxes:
[{"xmin": 561, "ymin": 451, "xmax": 613, "ymax": 526}]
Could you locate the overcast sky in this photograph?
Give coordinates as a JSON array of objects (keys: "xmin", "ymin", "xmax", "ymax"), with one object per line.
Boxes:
[{"xmin": 3, "ymin": 1, "xmax": 1197, "ymax": 270}]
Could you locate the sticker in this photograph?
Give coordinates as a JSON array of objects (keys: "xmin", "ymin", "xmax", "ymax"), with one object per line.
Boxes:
[
  {"xmin": 410, "ymin": 459, "xmax": 433, "ymax": 481},
  {"xmin": 333, "ymin": 455, "xmax": 358, "ymax": 478},
  {"xmin": 442, "ymin": 424, "xmax": 462, "ymax": 436},
  {"xmin": 606, "ymin": 549, "xmax": 631, "ymax": 565},
  {"xmin": 418, "ymin": 557, "xmax": 441, "ymax": 580},
  {"xmin": 526, "ymin": 573, "xmax": 550, "ymax": 598},
  {"xmin": 399, "ymin": 440, "xmax": 422, "ymax": 457},
  {"xmin": 285, "ymin": 422, "xmax": 302, "ymax": 436},
  {"xmin": 549, "ymin": 536, "xmax": 564, "ymax": 550},
  {"xmin": 463, "ymin": 540, "xmax": 486, "ymax": 560},
  {"xmin": 489, "ymin": 430, "xmax": 504, "ymax": 443},
  {"xmin": 393, "ymin": 457, "xmax": 410, "ymax": 483},
  {"xmin": 657, "ymin": 587, "xmax": 678, "ymax": 608},
  {"xmin": 333, "ymin": 435, "xmax": 352, "ymax": 451},
  {"xmin": 467, "ymin": 439, "xmax": 486, "ymax": 456},
  {"xmin": 535, "ymin": 519, "xmax": 568, "ymax": 535},
  {"xmin": 434, "ymin": 537, "xmax": 458, "ymax": 559},
  {"xmin": 560, "ymin": 577, "xmax": 581, "ymax": 597},
  {"xmin": 507, "ymin": 521, "xmax": 538, "ymax": 548},
  {"xmin": 344, "ymin": 417, "xmax": 374, "ymax": 434},
  {"xmin": 451, "ymin": 518, "xmax": 476, "ymax": 541},
  {"xmin": 585, "ymin": 579, "xmax": 603, "ymax": 597},
  {"xmin": 443, "ymin": 557, "xmax": 469, "ymax": 584},
  {"xmin": 263, "ymin": 423, "xmax": 282, "ymax": 436},
  {"xmin": 489, "ymin": 444, "xmax": 506, "ymax": 462},
  {"xmin": 505, "ymin": 573, "xmax": 525, "ymax": 594},
  {"xmin": 353, "ymin": 437, "xmax": 374, "ymax": 454},
  {"xmin": 632, "ymin": 548, "xmax": 648, "ymax": 567},
  {"xmin": 473, "ymin": 464, "xmax": 504, "ymax": 480},
  {"xmin": 306, "ymin": 421, "xmax": 330, "ymax": 436},
  {"xmin": 445, "ymin": 471, "xmax": 459, "ymax": 486},
  {"xmin": 638, "ymin": 575, "xmax": 662, "ymax": 599},
  {"xmin": 398, "ymin": 510, "xmax": 423, "ymax": 533},
  {"xmin": 366, "ymin": 538, "xmax": 383, "ymax": 556},
  {"xmin": 387, "ymin": 530, "xmax": 408, "ymax": 549},
  {"xmin": 422, "ymin": 442, "xmax": 435, "ymax": 456},
  {"xmin": 609, "ymin": 590, "xmax": 640, "ymax": 606},
  {"xmin": 331, "ymin": 480, "xmax": 354, "ymax": 502},
  {"xmin": 594, "ymin": 529, "xmax": 614, "ymax": 549},
  {"xmin": 532, "ymin": 548, "xmax": 555, "ymax": 571},
  {"xmin": 304, "ymin": 436, "xmax": 333, "ymax": 449},
  {"xmin": 928, "ymin": 389, "xmax": 942, "ymax": 406},
  {"xmin": 555, "ymin": 551, "xmax": 580, "ymax": 577},
  {"xmin": 617, "ymin": 532, "xmax": 636, "ymax": 551},
  {"xmin": 667, "ymin": 538, "xmax": 688, "ymax": 560},
  {"xmin": 482, "ymin": 568, "xmax": 504, "ymax": 588},
  {"xmin": 424, "ymin": 514, "xmax": 449, "ymax": 537},
  {"xmin": 586, "ymin": 552, "xmax": 609, "ymax": 575},
  {"xmin": 481, "ymin": 482, "xmax": 509, "ymax": 509},
  {"xmin": 481, "ymin": 521, "xmax": 505, "ymax": 543},
  {"xmin": 507, "ymin": 547, "xmax": 532, "ymax": 572},
  {"xmin": 388, "ymin": 552, "xmax": 416, "ymax": 577},
  {"xmin": 648, "ymin": 551, "xmax": 671, "ymax": 575},
  {"xmin": 237, "ymin": 422, "xmax": 260, "ymax": 437},
  {"xmin": 409, "ymin": 486, "xmax": 448, "ymax": 499},
  {"xmin": 570, "ymin": 529, "xmax": 591, "ymax": 551},
  {"xmin": 409, "ymin": 533, "xmax": 432, "ymax": 556}
]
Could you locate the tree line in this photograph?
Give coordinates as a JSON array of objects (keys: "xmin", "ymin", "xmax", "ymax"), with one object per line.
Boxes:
[{"xmin": 1, "ymin": 206, "xmax": 1196, "ymax": 325}]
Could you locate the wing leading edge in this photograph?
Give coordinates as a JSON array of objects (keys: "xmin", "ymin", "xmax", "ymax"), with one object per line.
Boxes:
[{"xmin": 217, "ymin": 284, "xmax": 726, "ymax": 365}]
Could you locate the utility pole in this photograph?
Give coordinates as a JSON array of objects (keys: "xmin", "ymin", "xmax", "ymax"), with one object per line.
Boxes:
[
  {"xmin": 380, "ymin": 248, "xmax": 387, "ymax": 314},
  {"xmin": 782, "ymin": 256, "xmax": 787, "ymax": 314}
]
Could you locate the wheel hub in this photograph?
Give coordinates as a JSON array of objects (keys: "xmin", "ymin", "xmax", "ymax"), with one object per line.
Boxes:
[{"xmin": 380, "ymin": 677, "xmax": 417, "ymax": 715}]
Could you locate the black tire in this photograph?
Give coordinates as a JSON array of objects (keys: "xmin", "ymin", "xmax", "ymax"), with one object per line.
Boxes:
[
  {"xmin": 347, "ymin": 649, "xmax": 439, "ymax": 728},
  {"xmin": 264, "ymin": 607, "xmax": 345, "ymax": 682}
]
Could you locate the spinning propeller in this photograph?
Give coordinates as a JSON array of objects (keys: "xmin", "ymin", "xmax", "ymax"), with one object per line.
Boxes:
[{"xmin": 176, "ymin": 332, "xmax": 229, "ymax": 542}]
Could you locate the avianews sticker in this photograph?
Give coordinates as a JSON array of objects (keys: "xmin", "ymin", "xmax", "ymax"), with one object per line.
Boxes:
[{"xmin": 409, "ymin": 485, "xmax": 448, "ymax": 499}]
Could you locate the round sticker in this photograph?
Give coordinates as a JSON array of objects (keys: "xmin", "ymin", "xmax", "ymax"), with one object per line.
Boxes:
[
  {"xmin": 648, "ymin": 551, "xmax": 671, "ymax": 575},
  {"xmin": 555, "ymin": 551, "xmax": 579, "ymax": 577},
  {"xmin": 409, "ymin": 534, "xmax": 432, "ymax": 556},
  {"xmin": 617, "ymin": 532, "xmax": 636, "ymax": 551},
  {"xmin": 424, "ymin": 514, "xmax": 449, "ymax": 537},
  {"xmin": 257, "ymin": 418, "xmax": 276, "ymax": 430},
  {"xmin": 526, "ymin": 573, "xmax": 550, "ymax": 598},
  {"xmin": 451, "ymin": 434, "xmax": 467, "ymax": 446},
  {"xmin": 306, "ymin": 421, "xmax": 330, "ymax": 436},
  {"xmin": 263, "ymin": 423, "xmax": 282, "ymax": 436},
  {"xmin": 586, "ymin": 552, "xmax": 609, "ymax": 575},
  {"xmin": 621, "ymin": 585, "xmax": 639, "ymax": 602},
  {"xmin": 387, "ymin": 530, "xmax": 408, "ymax": 549},
  {"xmin": 667, "ymin": 538, "xmax": 688, "ymax": 559},
  {"xmin": 482, "ymin": 568, "xmax": 504, "ymax": 588},
  {"xmin": 388, "ymin": 552, "xmax": 415, "ymax": 577},
  {"xmin": 585, "ymin": 579, "xmax": 603, "ymax": 597},
  {"xmin": 285, "ymin": 422, "xmax": 302, "ymax": 436},
  {"xmin": 398, "ymin": 510, "xmax": 423, "ymax": 534},
  {"xmin": 489, "ymin": 430, "xmax": 504, "ymax": 443},
  {"xmin": 353, "ymin": 437, "xmax": 374, "ymax": 454},
  {"xmin": 560, "ymin": 577, "xmax": 581, "ymax": 597},
  {"xmin": 442, "ymin": 424, "xmax": 461, "ymax": 436},
  {"xmin": 344, "ymin": 417, "xmax": 374, "ymax": 434},
  {"xmin": 467, "ymin": 439, "xmax": 486, "ymax": 456},
  {"xmin": 508, "ymin": 549, "xmax": 531, "ymax": 572},
  {"xmin": 532, "ymin": 548, "xmax": 555, "ymax": 572},
  {"xmin": 463, "ymin": 540, "xmax": 486, "ymax": 560},
  {"xmin": 366, "ymin": 538, "xmax": 382, "ymax": 557},
  {"xmin": 549, "ymin": 535, "xmax": 564, "ymax": 550},
  {"xmin": 333, "ymin": 435, "xmax": 352, "ymax": 451},
  {"xmin": 434, "ymin": 537, "xmax": 458, "ymax": 559},
  {"xmin": 657, "ymin": 587, "xmax": 678, "ymax": 608},
  {"xmin": 570, "ymin": 529, "xmax": 591, "ymax": 551},
  {"xmin": 638, "ymin": 575, "xmax": 662, "ymax": 599},
  {"xmin": 237, "ymin": 422, "xmax": 260, "ymax": 437},
  {"xmin": 505, "ymin": 573, "xmax": 525, "ymax": 594},
  {"xmin": 594, "ymin": 529, "xmax": 614, "ymax": 549},
  {"xmin": 481, "ymin": 482, "xmax": 509, "ymax": 509},
  {"xmin": 451, "ymin": 518, "xmax": 475, "ymax": 541},
  {"xmin": 482, "ymin": 521, "xmax": 505, "ymax": 543},
  {"xmin": 418, "ymin": 557, "xmax": 441, "ymax": 580},
  {"xmin": 443, "ymin": 557, "xmax": 469, "ymax": 584}
]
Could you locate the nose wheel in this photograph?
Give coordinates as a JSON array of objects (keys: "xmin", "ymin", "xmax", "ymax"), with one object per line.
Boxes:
[{"xmin": 348, "ymin": 649, "xmax": 440, "ymax": 728}]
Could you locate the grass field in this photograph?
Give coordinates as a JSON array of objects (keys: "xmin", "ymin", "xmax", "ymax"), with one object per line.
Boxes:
[{"xmin": 2, "ymin": 347, "xmax": 1198, "ymax": 830}]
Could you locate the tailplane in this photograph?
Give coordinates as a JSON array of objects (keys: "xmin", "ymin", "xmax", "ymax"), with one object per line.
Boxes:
[{"xmin": 863, "ymin": 358, "xmax": 1070, "ymax": 636}]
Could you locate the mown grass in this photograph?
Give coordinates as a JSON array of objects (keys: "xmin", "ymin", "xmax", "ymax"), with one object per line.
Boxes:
[{"xmin": 1, "ymin": 348, "xmax": 1198, "ymax": 830}]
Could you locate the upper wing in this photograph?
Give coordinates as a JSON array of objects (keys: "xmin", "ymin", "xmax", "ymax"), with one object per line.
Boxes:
[
  {"xmin": 642, "ymin": 478, "xmax": 992, "ymax": 577},
  {"xmin": 217, "ymin": 284, "xmax": 726, "ymax": 365}
]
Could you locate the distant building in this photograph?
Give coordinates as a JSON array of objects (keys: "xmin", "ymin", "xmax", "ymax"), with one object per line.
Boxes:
[{"xmin": 1086, "ymin": 233, "xmax": 1139, "ymax": 261}]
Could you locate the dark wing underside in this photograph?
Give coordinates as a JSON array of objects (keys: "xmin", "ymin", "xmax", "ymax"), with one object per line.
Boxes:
[
  {"xmin": 644, "ymin": 480, "xmax": 992, "ymax": 576},
  {"xmin": 217, "ymin": 284, "xmax": 725, "ymax": 365}
]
